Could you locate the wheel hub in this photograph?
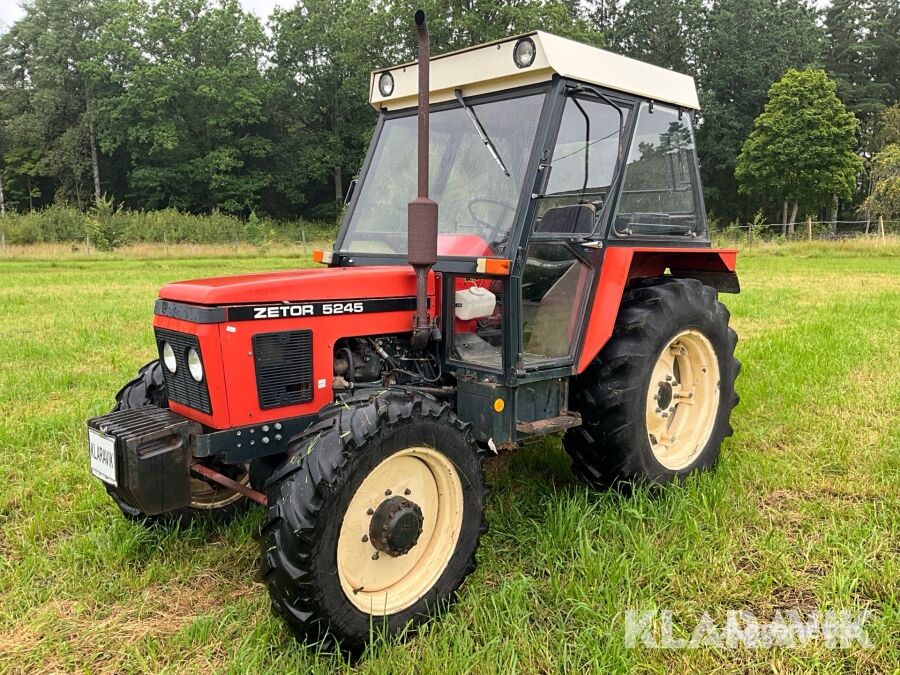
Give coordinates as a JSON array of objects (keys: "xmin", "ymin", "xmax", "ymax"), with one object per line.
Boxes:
[
  {"xmin": 656, "ymin": 381, "xmax": 674, "ymax": 410},
  {"xmin": 369, "ymin": 496, "xmax": 424, "ymax": 557}
]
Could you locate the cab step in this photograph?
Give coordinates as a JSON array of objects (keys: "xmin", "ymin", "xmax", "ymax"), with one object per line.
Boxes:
[{"xmin": 516, "ymin": 411, "xmax": 582, "ymax": 437}]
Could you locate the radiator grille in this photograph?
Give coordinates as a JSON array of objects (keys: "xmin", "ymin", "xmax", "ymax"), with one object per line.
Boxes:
[
  {"xmin": 154, "ymin": 328, "xmax": 212, "ymax": 414},
  {"xmin": 253, "ymin": 330, "xmax": 314, "ymax": 409}
]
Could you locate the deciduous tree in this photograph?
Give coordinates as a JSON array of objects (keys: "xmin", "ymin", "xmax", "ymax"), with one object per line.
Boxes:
[{"xmin": 735, "ymin": 68, "xmax": 862, "ymax": 232}]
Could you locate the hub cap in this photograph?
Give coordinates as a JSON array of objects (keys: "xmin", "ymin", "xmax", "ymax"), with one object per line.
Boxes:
[
  {"xmin": 337, "ymin": 446, "xmax": 464, "ymax": 615},
  {"xmin": 646, "ymin": 330, "xmax": 721, "ymax": 470}
]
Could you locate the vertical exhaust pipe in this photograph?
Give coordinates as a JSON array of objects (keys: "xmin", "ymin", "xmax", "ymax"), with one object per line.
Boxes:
[{"xmin": 408, "ymin": 9, "xmax": 438, "ymax": 350}]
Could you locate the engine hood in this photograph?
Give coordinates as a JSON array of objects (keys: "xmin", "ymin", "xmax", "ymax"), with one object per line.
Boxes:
[{"xmin": 158, "ymin": 265, "xmax": 420, "ymax": 306}]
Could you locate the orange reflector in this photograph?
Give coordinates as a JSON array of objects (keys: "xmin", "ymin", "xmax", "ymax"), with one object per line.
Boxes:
[
  {"xmin": 493, "ymin": 398, "xmax": 505, "ymax": 413},
  {"xmin": 475, "ymin": 257, "xmax": 510, "ymax": 275},
  {"xmin": 312, "ymin": 250, "xmax": 333, "ymax": 264}
]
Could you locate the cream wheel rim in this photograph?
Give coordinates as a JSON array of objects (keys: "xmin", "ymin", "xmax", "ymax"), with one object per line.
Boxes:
[
  {"xmin": 646, "ymin": 329, "xmax": 721, "ymax": 470},
  {"xmin": 337, "ymin": 446, "xmax": 464, "ymax": 615}
]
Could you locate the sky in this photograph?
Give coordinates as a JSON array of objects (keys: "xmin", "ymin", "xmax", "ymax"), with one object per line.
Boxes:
[{"xmin": 0, "ymin": 0, "xmax": 284, "ymax": 31}]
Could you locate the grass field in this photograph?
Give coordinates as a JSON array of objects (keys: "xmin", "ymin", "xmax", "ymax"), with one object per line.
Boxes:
[{"xmin": 0, "ymin": 245, "xmax": 898, "ymax": 673}]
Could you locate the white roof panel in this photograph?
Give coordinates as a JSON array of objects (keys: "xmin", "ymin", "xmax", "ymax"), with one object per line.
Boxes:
[{"xmin": 370, "ymin": 31, "xmax": 700, "ymax": 111}]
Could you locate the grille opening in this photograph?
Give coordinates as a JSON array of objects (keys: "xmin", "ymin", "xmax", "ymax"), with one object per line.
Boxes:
[{"xmin": 253, "ymin": 330, "xmax": 314, "ymax": 409}]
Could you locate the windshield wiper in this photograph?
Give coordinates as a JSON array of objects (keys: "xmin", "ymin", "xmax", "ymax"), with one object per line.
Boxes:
[{"xmin": 454, "ymin": 88, "xmax": 510, "ymax": 177}]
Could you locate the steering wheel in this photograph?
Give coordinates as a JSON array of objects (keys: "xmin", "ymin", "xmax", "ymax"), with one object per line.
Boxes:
[{"xmin": 467, "ymin": 197, "xmax": 517, "ymax": 245}]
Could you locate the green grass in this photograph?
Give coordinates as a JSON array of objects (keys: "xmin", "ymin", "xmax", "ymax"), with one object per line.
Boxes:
[{"xmin": 1, "ymin": 250, "xmax": 898, "ymax": 673}]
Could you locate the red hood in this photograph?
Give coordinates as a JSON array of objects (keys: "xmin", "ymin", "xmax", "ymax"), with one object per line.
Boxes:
[{"xmin": 158, "ymin": 265, "xmax": 420, "ymax": 305}]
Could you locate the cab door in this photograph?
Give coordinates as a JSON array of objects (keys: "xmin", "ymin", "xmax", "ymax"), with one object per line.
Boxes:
[{"xmin": 519, "ymin": 91, "xmax": 632, "ymax": 369}]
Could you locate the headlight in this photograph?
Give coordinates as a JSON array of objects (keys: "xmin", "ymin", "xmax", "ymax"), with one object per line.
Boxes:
[
  {"xmin": 187, "ymin": 347, "xmax": 203, "ymax": 382},
  {"xmin": 162, "ymin": 342, "xmax": 177, "ymax": 373},
  {"xmin": 378, "ymin": 71, "xmax": 394, "ymax": 97},
  {"xmin": 513, "ymin": 37, "xmax": 536, "ymax": 69}
]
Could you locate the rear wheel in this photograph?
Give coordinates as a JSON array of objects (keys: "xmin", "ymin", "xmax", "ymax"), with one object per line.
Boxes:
[
  {"xmin": 106, "ymin": 360, "xmax": 250, "ymax": 525},
  {"xmin": 565, "ymin": 278, "xmax": 739, "ymax": 487},
  {"xmin": 259, "ymin": 390, "xmax": 487, "ymax": 653}
]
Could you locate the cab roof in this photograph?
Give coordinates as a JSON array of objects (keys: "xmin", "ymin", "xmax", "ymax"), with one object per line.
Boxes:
[{"xmin": 369, "ymin": 31, "xmax": 701, "ymax": 112}]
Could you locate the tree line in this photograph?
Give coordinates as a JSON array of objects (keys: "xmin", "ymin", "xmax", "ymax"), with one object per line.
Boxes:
[{"xmin": 0, "ymin": 0, "xmax": 898, "ymax": 226}]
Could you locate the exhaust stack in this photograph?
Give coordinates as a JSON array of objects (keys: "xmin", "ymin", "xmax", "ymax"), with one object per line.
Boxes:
[{"xmin": 407, "ymin": 9, "xmax": 438, "ymax": 350}]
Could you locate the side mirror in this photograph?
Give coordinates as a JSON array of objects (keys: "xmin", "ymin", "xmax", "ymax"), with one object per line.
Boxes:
[
  {"xmin": 535, "ymin": 203, "xmax": 595, "ymax": 235},
  {"xmin": 344, "ymin": 178, "xmax": 358, "ymax": 206}
]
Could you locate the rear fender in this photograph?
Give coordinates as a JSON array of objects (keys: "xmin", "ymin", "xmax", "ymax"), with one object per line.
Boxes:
[{"xmin": 576, "ymin": 247, "xmax": 738, "ymax": 374}]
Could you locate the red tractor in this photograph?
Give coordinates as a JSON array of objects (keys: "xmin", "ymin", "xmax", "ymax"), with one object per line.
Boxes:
[{"xmin": 88, "ymin": 12, "xmax": 739, "ymax": 652}]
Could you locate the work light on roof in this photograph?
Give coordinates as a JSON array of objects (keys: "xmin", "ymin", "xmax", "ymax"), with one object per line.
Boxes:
[
  {"xmin": 378, "ymin": 71, "xmax": 394, "ymax": 97},
  {"xmin": 513, "ymin": 37, "xmax": 536, "ymax": 68}
]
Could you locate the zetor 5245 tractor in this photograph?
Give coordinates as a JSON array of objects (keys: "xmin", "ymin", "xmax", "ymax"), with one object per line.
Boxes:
[{"xmin": 88, "ymin": 13, "xmax": 739, "ymax": 651}]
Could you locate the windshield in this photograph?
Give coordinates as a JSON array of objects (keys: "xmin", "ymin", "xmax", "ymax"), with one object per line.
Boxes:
[{"xmin": 340, "ymin": 92, "xmax": 545, "ymax": 257}]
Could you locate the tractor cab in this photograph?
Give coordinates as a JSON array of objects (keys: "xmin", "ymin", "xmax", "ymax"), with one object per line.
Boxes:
[{"xmin": 330, "ymin": 30, "xmax": 718, "ymax": 448}]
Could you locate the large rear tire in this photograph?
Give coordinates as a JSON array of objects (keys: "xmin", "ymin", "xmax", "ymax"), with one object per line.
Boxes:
[
  {"xmin": 564, "ymin": 278, "xmax": 739, "ymax": 487},
  {"xmin": 106, "ymin": 360, "xmax": 250, "ymax": 525},
  {"xmin": 259, "ymin": 390, "xmax": 488, "ymax": 654}
]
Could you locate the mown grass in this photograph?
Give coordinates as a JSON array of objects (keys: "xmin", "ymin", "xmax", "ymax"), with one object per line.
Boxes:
[{"xmin": 0, "ymin": 247, "xmax": 897, "ymax": 673}]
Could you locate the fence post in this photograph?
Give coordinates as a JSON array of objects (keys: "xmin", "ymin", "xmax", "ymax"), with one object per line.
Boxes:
[
  {"xmin": 807, "ymin": 216, "xmax": 812, "ymax": 241},
  {"xmin": 301, "ymin": 228, "xmax": 307, "ymax": 253},
  {"xmin": 879, "ymin": 215, "xmax": 885, "ymax": 243},
  {"xmin": 747, "ymin": 223, "xmax": 753, "ymax": 249}
]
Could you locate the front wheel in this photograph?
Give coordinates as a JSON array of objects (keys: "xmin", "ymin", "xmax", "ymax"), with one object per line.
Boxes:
[
  {"xmin": 259, "ymin": 390, "xmax": 488, "ymax": 653},
  {"xmin": 565, "ymin": 278, "xmax": 740, "ymax": 487}
]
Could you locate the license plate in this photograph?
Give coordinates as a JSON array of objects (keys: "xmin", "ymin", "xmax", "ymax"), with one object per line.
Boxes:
[{"xmin": 89, "ymin": 428, "xmax": 118, "ymax": 486}]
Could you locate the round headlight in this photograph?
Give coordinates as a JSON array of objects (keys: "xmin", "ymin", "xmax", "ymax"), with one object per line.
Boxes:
[
  {"xmin": 187, "ymin": 347, "xmax": 203, "ymax": 382},
  {"xmin": 513, "ymin": 37, "xmax": 536, "ymax": 69},
  {"xmin": 378, "ymin": 71, "xmax": 394, "ymax": 97},
  {"xmin": 162, "ymin": 342, "xmax": 177, "ymax": 373}
]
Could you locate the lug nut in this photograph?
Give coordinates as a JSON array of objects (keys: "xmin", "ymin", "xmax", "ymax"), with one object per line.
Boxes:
[
  {"xmin": 361, "ymin": 534, "xmax": 368, "ymax": 543},
  {"xmin": 371, "ymin": 552, "xmax": 379, "ymax": 560},
  {"xmin": 404, "ymin": 488, "xmax": 411, "ymax": 496},
  {"xmin": 385, "ymin": 489, "xmax": 392, "ymax": 496},
  {"xmin": 366, "ymin": 508, "xmax": 374, "ymax": 515}
]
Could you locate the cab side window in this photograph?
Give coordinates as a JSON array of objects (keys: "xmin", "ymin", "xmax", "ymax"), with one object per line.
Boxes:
[
  {"xmin": 613, "ymin": 103, "xmax": 704, "ymax": 238},
  {"xmin": 536, "ymin": 96, "xmax": 630, "ymax": 236}
]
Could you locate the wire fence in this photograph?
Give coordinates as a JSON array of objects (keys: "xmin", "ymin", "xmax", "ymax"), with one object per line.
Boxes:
[{"xmin": 715, "ymin": 217, "xmax": 899, "ymax": 246}]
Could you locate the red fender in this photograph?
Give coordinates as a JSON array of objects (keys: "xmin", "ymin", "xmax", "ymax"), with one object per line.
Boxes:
[{"xmin": 576, "ymin": 247, "xmax": 738, "ymax": 374}]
